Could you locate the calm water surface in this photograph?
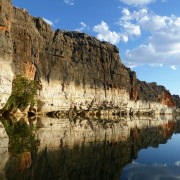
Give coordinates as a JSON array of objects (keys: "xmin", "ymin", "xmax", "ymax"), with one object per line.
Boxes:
[
  {"xmin": 121, "ymin": 133, "xmax": 180, "ymax": 180},
  {"xmin": 0, "ymin": 116, "xmax": 180, "ymax": 180}
]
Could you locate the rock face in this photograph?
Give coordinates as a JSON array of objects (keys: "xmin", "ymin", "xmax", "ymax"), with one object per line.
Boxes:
[
  {"xmin": 0, "ymin": 0, "xmax": 13, "ymax": 109},
  {"xmin": 0, "ymin": 1, "xmax": 175, "ymax": 114},
  {"xmin": 173, "ymin": 95, "xmax": 180, "ymax": 109},
  {"xmin": 0, "ymin": 122, "xmax": 9, "ymax": 180}
]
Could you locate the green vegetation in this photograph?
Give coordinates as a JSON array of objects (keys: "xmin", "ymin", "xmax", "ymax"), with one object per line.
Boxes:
[
  {"xmin": 4, "ymin": 75, "xmax": 38, "ymax": 111},
  {"xmin": 1, "ymin": 118, "xmax": 37, "ymax": 156}
]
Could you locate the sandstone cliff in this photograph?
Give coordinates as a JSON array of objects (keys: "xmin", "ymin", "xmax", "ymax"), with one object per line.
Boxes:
[
  {"xmin": 0, "ymin": 0, "xmax": 175, "ymax": 115},
  {"xmin": 173, "ymin": 95, "xmax": 180, "ymax": 109},
  {"xmin": 0, "ymin": 122, "xmax": 9, "ymax": 179},
  {"xmin": 0, "ymin": 0, "xmax": 13, "ymax": 109}
]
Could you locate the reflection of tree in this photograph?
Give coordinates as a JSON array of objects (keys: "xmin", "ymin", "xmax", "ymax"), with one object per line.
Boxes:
[{"xmin": 1, "ymin": 118, "xmax": 37, "ymax": 156}]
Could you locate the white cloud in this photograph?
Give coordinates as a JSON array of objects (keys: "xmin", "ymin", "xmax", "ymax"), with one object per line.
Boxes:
[
  {"xmin": 124, "ymin": 43, "xmax": 164, "ymax": 67},
  {"xmin": 116, "ymin": 8, "xmax": 147, "ymax": 38},
  {"xmin": 140, "ymin": 15, "xmax": 168, "ymax": 31},
  {"xmin": 119, "ymin": 0, "xmax": 156, "ymax": 6},
  {"xmin": 175, "ymin": 161, "xmax": 180, "ymax": 166},
  {"xmin": 64, "ymin": 0, "xmax": 74, "ymax": 6},
  {"xmin": 54, "ymin": 19, "xmax": 61, "ymax": 23},
  {"xmin": 120, "ymin": 8, "xmax": 148, "ymax": 21},
  {"xmin": 75, "ymin": 22, "xmax": 89, "ymax": 32},
  {"xmin": 122, "ymin": 8, "xmax": 130, "ymax": 16},
  {"xmin": 93, "ymin": 8, "xmax": 146, "ymax": 45},
  {"xmin": 93, "ymin": 8, "xmax": 180, "ymax": 69},
  {"xmin": 122, "ymin": 35, "xmax": 128, "ymax": 43},
  {"xmin": 42, "ymin": 18, "xmax": 54, "ymax": 26},
  {"xmin": 42, "ymin": 18, "xmax": 61, "ymax": 27},
  {"xmin": 121, "ymin": 8, "xmax": 180, "ymax": 68},
  {"xmin": 93, "ymin": 21, "xmax": 122, "ymax": 44},
  {"xmin": 171, "ymin": 65, "xmax": 177, "ymax": 70},
  {"xmin": 123, "ymin": 162, "xmax": 180, "ymax": 180},
  {"xmin": 123, "ymin": 21, "xmax": 141, "ymax": 36},
  {"xmin": 93, "ymin": 19, "xmax": 141, "ymax": 44},
  {"xmin": 174, "ymin": 17, "xmax": 180, "ymax": 26}
]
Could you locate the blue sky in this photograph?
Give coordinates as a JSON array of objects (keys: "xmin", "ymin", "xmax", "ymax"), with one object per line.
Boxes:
[{"xmin": 12, "ymin": 0, "xmax": 180, "ymax": 95}]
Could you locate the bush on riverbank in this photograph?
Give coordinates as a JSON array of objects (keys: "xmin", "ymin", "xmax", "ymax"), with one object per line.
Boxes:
[{"xmin": 3, "ymin": 75, "xmax": 38, "ymax": 111}]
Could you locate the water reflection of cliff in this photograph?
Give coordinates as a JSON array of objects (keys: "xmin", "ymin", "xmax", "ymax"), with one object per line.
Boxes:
[{"xmin": 0, "ymin": 116, "xmax": 177, "ymax": 180}]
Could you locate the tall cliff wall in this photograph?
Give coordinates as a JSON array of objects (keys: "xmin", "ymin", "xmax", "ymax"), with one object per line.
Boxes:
[
  {"xmin": 0, "ymin": 1, "xmax": 175, "ymax": 114},
  {"xmin": 0, "ymin": 0, "xmax": 13, "ymax": 109}
]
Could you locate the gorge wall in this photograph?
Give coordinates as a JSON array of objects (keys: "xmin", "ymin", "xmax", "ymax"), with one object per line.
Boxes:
[
  {"xmin": 0, "ymin": 0, "xmax": 175, "ymax": 114},
  {"xmin": 0, "ymin": 0, "xmax": 13, "ymax": 109}
]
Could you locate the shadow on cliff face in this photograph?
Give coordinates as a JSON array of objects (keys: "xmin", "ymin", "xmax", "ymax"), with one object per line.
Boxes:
[{"xmin": 1, "ymin": 118, "xmax": 176, "ymax": 180}]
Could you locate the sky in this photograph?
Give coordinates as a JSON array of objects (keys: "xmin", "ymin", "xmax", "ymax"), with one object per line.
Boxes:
[{"xmin": 12, "ymin": 0, "xmax": 180, "ymax": 95}]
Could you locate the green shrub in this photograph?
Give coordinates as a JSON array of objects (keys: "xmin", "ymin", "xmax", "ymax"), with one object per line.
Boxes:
[
  {"xmin": 1, "ymin": 118, "xmax": 37, "ymax": 156},
  {"xmin": 4, "ymin": 75, "xmax": 38, "ymax": 111}
]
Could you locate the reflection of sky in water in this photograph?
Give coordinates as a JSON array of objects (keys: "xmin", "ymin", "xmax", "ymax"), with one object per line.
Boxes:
[
  {"xmin": 121, "ymin": 134, "xmax": 180, "ymax": 180},
  {"xmin": 136, "ymin": 134, "xmax": 180, "ymax": 165}
]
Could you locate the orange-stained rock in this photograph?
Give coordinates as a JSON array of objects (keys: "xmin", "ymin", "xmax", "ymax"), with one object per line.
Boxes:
[
  {"xmin": 20, "ymin": 152, "xmax": 32, "ymax": 172},
  {"xmin": 163, "ymin": 121, "xmax": 176, "ymax": 138},
  {"xmin": 0, "ymin": 26, "xmax": 6, "ymax": 32},
  {"xmin": 162, "ymin": 90, "xmax": 175, "ymax": 107},
  {"xmin": 129, "ymin": 89, "xmax": 139, "ymax": 101},
  {"xmin": 25, "ymin": 61, "xmax": 36, "ymax": 79},
  {"xmin": 0, "ymin": 0, "xmax": 12, "ymax": 31}
]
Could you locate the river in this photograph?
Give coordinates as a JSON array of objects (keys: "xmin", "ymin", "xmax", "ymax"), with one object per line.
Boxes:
[{"xmin": 0, "ymin": 115, "xmax": 180, "ymax": 180}]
